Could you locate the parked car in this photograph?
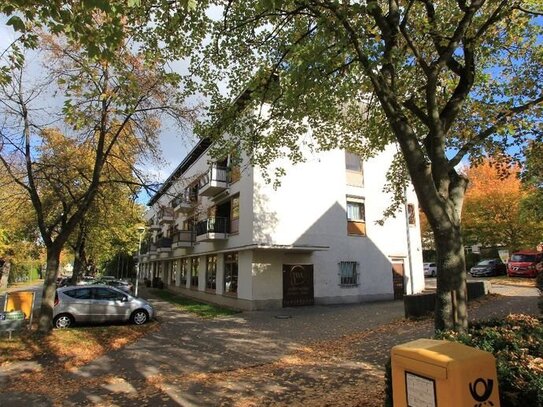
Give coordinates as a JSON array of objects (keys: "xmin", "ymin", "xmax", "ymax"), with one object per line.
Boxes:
[
  {"xmin": 469, "ymin": 259, "xmax": 506, "ymax": 277},
  {"xmin": 56, "ymin": 276, "xmax": 70, "ymax": 287},
  {"xmin": 507, "ymin": 251, "xmax": 543, "ymax": 278},
  {"xmin": 53, "ymin": 285, "xmax": 154, "ymax": 328},
  {"xmin": 423, "ymin": 263, "xmax": 437, "ymax": 277},
  {"xmin": 94, "ymin": 280, "xmax": 133, "ymax": 293}
]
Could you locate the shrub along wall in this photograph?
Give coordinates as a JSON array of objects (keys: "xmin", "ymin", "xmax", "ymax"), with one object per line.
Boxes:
[
  {"xmin": 436, "ymin": 315, "xmax": 543, "ymax": 407},
  {"xmin": 537, "ymin": 272, "xmax": 543, "ymax": 313}
]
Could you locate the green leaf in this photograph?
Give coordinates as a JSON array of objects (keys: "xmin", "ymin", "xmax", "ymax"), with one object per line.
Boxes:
[{"xmin": 6, "ymin": 15, "xmax": 26, "ymax": 32}]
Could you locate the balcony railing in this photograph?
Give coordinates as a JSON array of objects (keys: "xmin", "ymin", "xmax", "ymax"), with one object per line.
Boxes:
[
  {"xmin": 195, "ymin": 217, "xmax": 229, "ymax": 241},
  {"xmin": 140, "ymin": 242, "xmax": 150, "ymax": 254},
  {"xmin": 147, "ymin": 217, "xmax": 161, "ymax": 230},
  {"xmin": 171, "ymin": 191, "xmax": 195, "ymax": 213},
  {"xmin": 157, "ymin": 237, "xmax": 172, "ymax": 252},
  {"xmin": 158, "ymin": 207, "xmax": 175, "ymax": 224},
  {"xmin": 172, "ymin": 229, "xmax": 195, "ymax": 248},
  {"xmin": 199, "ymin": 164, "xmax": 229, "ymax": 197}
]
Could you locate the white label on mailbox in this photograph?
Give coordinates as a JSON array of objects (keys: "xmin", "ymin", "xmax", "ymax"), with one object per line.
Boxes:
[{"xmin": 405, "ymin": 372, "xmax": 436, "ymax": 407}]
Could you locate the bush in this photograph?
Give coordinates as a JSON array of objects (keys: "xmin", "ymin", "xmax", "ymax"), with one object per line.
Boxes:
[
  {"xmin": 537, "ymin": 272, "xmax": 543, "ymax": 314},
  {"xmin": 436, "ymin": 314, "xmax": 543, "ymax": 407}
]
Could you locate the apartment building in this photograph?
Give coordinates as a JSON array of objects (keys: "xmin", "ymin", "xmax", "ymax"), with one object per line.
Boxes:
[{"xmin": 140, "ymin": 138, "xmax": 425, "ymax": 310}]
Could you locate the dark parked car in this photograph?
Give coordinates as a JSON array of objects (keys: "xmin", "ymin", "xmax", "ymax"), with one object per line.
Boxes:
[
  {"xmin": 53, "ymin": 285, "xmax": 154, "ymax": 328},
  {"xmin": 470, "ymin": 259, "xmax": 506, "ymax": 277}
]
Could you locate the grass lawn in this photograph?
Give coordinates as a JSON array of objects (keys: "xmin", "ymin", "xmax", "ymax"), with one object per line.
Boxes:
[{"xmin": 149, "ymin": 289, "xmax": 240, "ymax": 318}]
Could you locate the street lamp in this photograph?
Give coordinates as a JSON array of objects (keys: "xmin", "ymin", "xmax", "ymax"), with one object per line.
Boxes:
[{"xmin": 134, "ymin": 226, "xmax": 145, "ymax": 297}]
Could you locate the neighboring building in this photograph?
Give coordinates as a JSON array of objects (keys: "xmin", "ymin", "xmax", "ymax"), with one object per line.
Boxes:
[{"xmin": 140, "ymin": 131, "xmax": 425, "ymax": 310}]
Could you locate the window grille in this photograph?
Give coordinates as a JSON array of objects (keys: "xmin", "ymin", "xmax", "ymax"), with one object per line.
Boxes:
[{"xmin": 339, "ymin": 261, "xmax": 359, "ymax": 286}]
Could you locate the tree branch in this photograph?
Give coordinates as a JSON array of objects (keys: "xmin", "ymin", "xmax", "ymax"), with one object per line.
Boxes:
[{"xmin": 449, "ymin": 94, "xmax": 543, "ymax": 168}]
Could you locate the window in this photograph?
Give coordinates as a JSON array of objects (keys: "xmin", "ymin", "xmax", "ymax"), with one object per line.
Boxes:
[
  {"xmin": 93, "ymin": 287, "xmax": 124, "ymax": 301},
  {"xmin": 347, "ymin": 200, "xmax": 365, "ymax": 221},
  {"xmin": 190, "ymin": 257, "xmax": 199, "ymax": 288},
  {"xmin": 180, "ymin": 258, "xmax": 188, "ymax": 286},
  {"xmin": 407, "ymin": 203, "xmax": 416, "ymax": 226},
  {"xmin": 345, "ymin": 151, "xmax": 364, "ymax": 187},
  {"xmin": 339, "ymin": 261, "xmax": 359, "ymax": 286},
  {"xmin": 229, "ymin": 148, "xmax": 241, "ymax": 183},
  {"xmin": 171, "ymin": 261, "xmax": 177, "ymax": 285},
  {"xmin": 346, "ymin": 198, "xmax": 366, "ymax": 236},
  {"xmin": 206, "ymin": 255, "xmax": 217, "ymax": 291},
  {"xmin": 187, "ymin": 182, "xmax": 198, "ymax": 202},
  {"xmin": 64, "ymin": 288, "xmax": 92, "ymax": 299},
  {"xmin": 230, "ymin": 195, "xmax": 240, "ymax": 234},
  {"xmin": 224, "ymin": 252, "xmax": 239, "ymax": 295}
]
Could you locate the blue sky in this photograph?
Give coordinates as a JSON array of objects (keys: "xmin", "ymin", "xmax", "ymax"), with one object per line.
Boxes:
[{"xmin": 0, "ymin": 17, "xmax": 198, "ymax": 188}]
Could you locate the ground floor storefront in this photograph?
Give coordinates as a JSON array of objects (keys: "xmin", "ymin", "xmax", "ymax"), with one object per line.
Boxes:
[{"xmin": 139, "ymin": 245, "xmax": 416, "ymax": 310}]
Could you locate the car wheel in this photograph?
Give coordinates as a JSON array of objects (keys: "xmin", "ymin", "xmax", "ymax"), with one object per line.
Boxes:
[
  {"xmin": 54, "ymin": 313, "xmax": 74, "ymax": 329},
  {"xmin": 131, "ymin": 309, "xmax": 149, "ymax": 325}
]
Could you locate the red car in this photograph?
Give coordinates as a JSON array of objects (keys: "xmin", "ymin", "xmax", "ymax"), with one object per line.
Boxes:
[{"xmin": 507, "ymin": 251, "xmax": 543, "ymax": 278}]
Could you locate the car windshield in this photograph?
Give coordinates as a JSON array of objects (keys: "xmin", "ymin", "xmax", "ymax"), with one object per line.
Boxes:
[
  {"xmin": 510, "ymin": 254, "xmax": 538, "ymax": 262},
  {"xmin": 477, "ymin": 260, "xmax": 495, "ymax": 266}
]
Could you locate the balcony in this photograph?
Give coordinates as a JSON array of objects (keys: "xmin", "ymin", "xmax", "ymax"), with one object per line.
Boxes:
[
  {"xmin": 171, "ymin": 192, "xmax": 194, "ymax": 214},
  {"xmin": 147, "ymin": 218, "xmax": 161, "ymax": 231},
  {"xmin": 157, "ymin": 237, "xmax": 173, "ymax": 253},
  {"xmin": 172, "ymin": 229, "xmax": 195, "ymax": 248},
  {"xmin": 195, "ymin": 217, "xmax": 229, "ymax": 242},
  {"xmin": 139, "ymin": 241, "xmax": 150, "ymax": 255},
  {"xmin": 148, "ymin": 243, "xmax": 158, "ymax": 254},
  {"xmin": 158, "ymin": 207, "xmax": 175, "ymax": 224},
  {"xmin": 199, "ymin": 164, "xmax": 229, "ymax": 197}
]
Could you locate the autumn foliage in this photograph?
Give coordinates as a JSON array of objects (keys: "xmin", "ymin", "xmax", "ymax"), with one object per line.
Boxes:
[{"xmin": 462, "ymin": 159, "xmax": 542, "ymax": 251}]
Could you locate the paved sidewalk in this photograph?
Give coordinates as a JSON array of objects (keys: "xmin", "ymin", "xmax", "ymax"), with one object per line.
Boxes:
[{"xmin": 0, "ymin": 283, "xmax": 539, "ymax": 407}]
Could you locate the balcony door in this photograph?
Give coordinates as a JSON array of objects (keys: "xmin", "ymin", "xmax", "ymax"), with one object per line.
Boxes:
[{"xmin": 392, "ymin": 262, "xmax": 405, "ymax": 300}]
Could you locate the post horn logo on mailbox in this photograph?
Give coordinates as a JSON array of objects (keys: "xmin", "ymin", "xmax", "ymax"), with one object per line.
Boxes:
[{"xmin": 469, "ymin": 378, "xmax": 495, "ymax": 407}]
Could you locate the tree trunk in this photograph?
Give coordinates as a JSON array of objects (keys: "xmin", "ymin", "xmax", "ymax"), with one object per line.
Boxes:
[
  {"xmin": 0, "ymin": 260, "xmax": 10, "ymax": 289},
  {"xmin": 70, "ymin": 236, "xmax": 86, "ymax": 285},
  {"xmin": 71, "ymin": 250, "xmax": 82, "ymax": 285},
  {"xmin": 434, "ymin": 223, "xmax": 468, "ymax": 332},
  {"xmin": 37, "ymin": 246, "xmax": 62, "ymax": 333}
]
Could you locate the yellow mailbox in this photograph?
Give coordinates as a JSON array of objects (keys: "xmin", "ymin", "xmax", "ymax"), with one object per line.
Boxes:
[{"xmin": 391, "ymin": 339, "xmax": 500, "ymax": 407}]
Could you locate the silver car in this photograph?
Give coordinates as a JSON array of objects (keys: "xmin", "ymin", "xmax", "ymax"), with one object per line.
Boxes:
[{"xmin": 53, "ymin": 285, "xmax": 154, "ymax": 329}]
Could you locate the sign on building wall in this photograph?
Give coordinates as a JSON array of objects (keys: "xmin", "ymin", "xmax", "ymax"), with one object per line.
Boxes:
[{"xmin": 282, "ymin": 264, "xmax": 314, "ymax": 307}]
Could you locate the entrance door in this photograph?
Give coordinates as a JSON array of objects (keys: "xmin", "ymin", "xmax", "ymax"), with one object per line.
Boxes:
[
  {"xmin": 282, "ymin": 264, "xmax": 314, "ymax": 307},
  {"xmin": 392, "ymin": 263, "xmax": 405, "ymax": 300}
]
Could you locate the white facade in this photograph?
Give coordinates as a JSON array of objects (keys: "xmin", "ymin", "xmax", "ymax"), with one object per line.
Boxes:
[{"xmin": 140, "ymin": 138, "xmax": 425, "ymax": 310}]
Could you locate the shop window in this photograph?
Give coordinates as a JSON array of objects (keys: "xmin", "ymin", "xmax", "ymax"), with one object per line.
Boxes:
[
  {"xmin": 206, "ymin": 255, "xmax": 217, "ymax": 291},
  {"xmin": 224, "ymin": 252, "xmax": 238, "ymax": 295},
  {"xmin": 180, "ymin": 258, "xmax": 188, "ymax": 286},
  {"xmin": 190, "ymin": 257, "xmax": 199, "ymax": 288}
]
